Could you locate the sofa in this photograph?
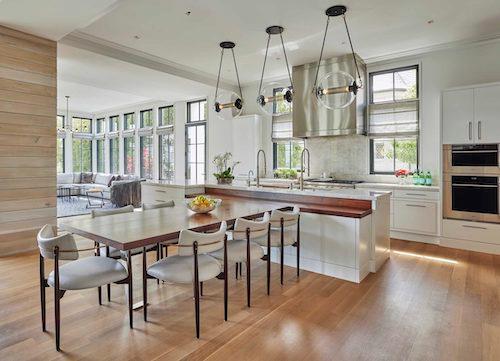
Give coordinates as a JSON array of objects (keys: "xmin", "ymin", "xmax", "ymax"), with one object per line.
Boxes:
[{"xmin": 57, "ymin": 172, "xmax": 142, "ymax": 207}]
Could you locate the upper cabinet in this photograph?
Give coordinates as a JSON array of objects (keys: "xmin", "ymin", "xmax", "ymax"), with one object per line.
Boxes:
[{"xmin": 442, "ymin": 84, "xmax": 500, "ymax": 144}]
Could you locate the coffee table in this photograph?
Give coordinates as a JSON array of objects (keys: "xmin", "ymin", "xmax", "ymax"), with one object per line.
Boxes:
[{"xmin": 86, "ymin": 188, "xmax": 105, "ymax": 208}]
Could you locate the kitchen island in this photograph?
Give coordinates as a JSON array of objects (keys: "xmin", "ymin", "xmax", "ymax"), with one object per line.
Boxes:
[{"xmin": 144, "ymin": 179, "xmax": 391, "ymax": 283}]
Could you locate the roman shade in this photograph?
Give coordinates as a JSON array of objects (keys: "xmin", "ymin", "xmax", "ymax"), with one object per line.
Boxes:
[
  {"xmin": 271, "ymin": 113, "xmax": 293, "ymax": 141},
  {"xmin": 368, "ymin": 99, "xmax": 419, "ymax": 136}
]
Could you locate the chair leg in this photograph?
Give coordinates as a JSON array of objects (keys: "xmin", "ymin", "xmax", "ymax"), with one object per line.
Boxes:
[
  {"xmin": 127, "ymin": 250, "xmax": 133, "ymax": 329},
  {"xmin": 200, "ymin": 282, "xmax": 204, "ymax": 297},
  {"xmin": 39, "ymin": 254, "xmax": 46, "ymax": 332},
  {"xmin": 160, "ymin": 244, "xmax": 164, "ymax": 259},
  {"xmin": 107, "ymin": 284, "xmax": 111, "ymax": 302},
  {"xmin": 224, "ymin": 235, "xmax": 228, "ymax": 321},
  {"xmin": 164, "ymin": 245, "xmax": 168, "ymax": 257},
  {"xmin": 193, "ymin": 242, "xmax": 200, "ymax": 339},
  {"xmin": 54, "ymin": 286, "xmax": 61, "ymax": 351},
  {"xmin": 156, "ymin": 244, "xmax": 160, "ymax": 285},
  {"xmin": 267, "ymin": 223, "xmax": 271, "ymax": 296},
  {"xmin": 98, "ymin": 286, "xmax": 102, "ymax": 305},
  {"xmin": 235, "ymin": 262, "xmax": 239, "ymax": 280},
  {"xmin": 280, "ymin": 218, "xmax": 284, "ymax": 286},
  {"xmin": 297, "ymin": 215, "xmax": 300, "ymax": 278},
  {"xmin": 239, "ymin": 262, "xmax": 242, "ymax": 277},
  {"xmin": 142, "ymin": 247, "xmax": 148, "ymax": 322},
  {"xmin": 246, "ymin": 228, "xmax": 251, "ymax": 307}
]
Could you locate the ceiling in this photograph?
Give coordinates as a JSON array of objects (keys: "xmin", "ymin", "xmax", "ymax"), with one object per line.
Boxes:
[{"xmin": 2, "ymin": 0, "xmax": 500, "ymax": 111}]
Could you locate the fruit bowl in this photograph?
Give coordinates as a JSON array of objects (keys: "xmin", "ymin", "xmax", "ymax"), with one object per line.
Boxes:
[{"xmin": 186, "ymin": 196, "xmax": 221, "ymax": 214}]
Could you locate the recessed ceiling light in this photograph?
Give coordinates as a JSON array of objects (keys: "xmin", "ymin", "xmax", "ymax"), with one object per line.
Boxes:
[
  {"xmin": 185, "ymin": 10, "xmax": 191, "ymax": 16},
  {"xmin": 133, "ymin": 35, "xmax": 141, "ymax": 40},
  {"xmin": 427, "ymin": 19, "xmax": 434, "ymax": 24},
  {"xmin": 276, "ymin": 57, "xmax": 281, "ymax": 61}
]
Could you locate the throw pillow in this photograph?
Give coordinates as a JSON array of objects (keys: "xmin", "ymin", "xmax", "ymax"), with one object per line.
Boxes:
[
  {"xmin": 81, "ymin": 172, "xmax": 94, "ymax": 184},
  {"xmin": 107, "ymin": 176, "xmax": 115, "ymax": 187}
]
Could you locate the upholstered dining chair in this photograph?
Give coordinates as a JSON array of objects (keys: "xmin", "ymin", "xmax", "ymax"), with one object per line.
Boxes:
[
  {"xmin": 91, "ymin": 205, "xmax": 159, "ymax": 301},
  {"xmin": 142, "ymin": 200, "xmax": 177, "ymax": 257},
  {"xmin": 143, "ymin": 222, "xmax": 228, "ymax": 339},
  {"xmin": 37, "ymin": 224, "xmax": 131, "ymax": 351},
  {"xmin": 211, "ymin": 213, "xmax": 270, "ymax": 307},
  {"xmin": 254, "ymin": 206, "xmax": 301, "ymax": 287}
]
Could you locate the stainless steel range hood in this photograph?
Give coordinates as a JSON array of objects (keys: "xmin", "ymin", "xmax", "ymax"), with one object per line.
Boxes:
[{"xmin": 292, "ymin": 54, "xmax": 367, "ymax": 138}]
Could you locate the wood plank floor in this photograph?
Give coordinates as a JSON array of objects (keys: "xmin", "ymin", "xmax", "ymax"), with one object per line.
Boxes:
[{"xmin": 0, "ymin": 239, "xmax": 499, "ymax": 361}]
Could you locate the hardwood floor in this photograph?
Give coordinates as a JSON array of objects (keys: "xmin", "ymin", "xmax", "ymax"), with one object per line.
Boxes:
[{"xmin": 0, "ymin": 239, "xmax": 499, "ymax": 361}]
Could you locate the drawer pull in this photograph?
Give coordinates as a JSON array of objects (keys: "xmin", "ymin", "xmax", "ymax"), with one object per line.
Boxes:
[
  {"xmin": 405, "ymin": 204, "xmax": 427, "ymax": 208},
  {"xmin": 155, "ymin": 190, "xmax": 167, "ymax": 193},
  {"xmin": 462, "ymin": 225, "xmax": 487, "ymax": 230},
  {"xmin": 404, "ymin": 193, "xmax": 427, "ymax": 197}
]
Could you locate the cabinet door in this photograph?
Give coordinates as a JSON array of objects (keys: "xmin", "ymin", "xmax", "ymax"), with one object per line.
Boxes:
[
  {"xmin": 393, "ymin": 199, "xmax": 437, "ymax": 235},
  {"xmin": 474, "ymin": 85, "xmax": 500, "ymax": 144},
  {"xmin": 442, "ymin": 89, "xmax": 474, "ymax": 144}
]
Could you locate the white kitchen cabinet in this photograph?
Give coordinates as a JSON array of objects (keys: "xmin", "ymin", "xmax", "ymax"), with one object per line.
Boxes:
[
  {"xmin": 442, "ymin": 83, "xmax": 500, "ymax": 144},
  {"xmin": 231, "ymin": 114, "xmax": 262, "ymax": 178},
  {"xmin": 442, "ymin": 89, "xmax": 474, "ymax": 144},
  {"xmin": 473, "ymin": 84, "xmax": 500, "ymax": 144},
  {"xmin": 393, "ymin": 199, "xmax": 437, "ymax": 235}
]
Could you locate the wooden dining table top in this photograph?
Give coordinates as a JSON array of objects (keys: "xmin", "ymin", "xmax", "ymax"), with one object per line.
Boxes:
[{"xmin": 59, "ymin": 196, "xmax": 290, "ymax": 251}]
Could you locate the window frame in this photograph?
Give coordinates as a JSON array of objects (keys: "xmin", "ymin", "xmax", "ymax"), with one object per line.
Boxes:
[
  {"xmin": 123, "ymin": 112, "xmax": 135, "ymax": 130},
  {"xmin": 72, "ymin": 117, "xmax": 92, "ymax": 133},
  {"xmin": 57, "ymin": 137, "xmax": 65, "ymax": 173},
  {"xmin": 57, "ymin": 115, "xmax": 65, "ymax": 129},
  {"xmin": 185, "ymin": 99, "xmax": 207, "ymax": 183},
  {"xmin": 272, "ymin": 139, "xmax": 305, "ymax": 170},
  {"xmin": 109, "ymin": 137, "xmax": 119, "ymax": 174},
  {"xmin": 159, "ymin": 133, "xmax": 175, "ymax": 180},
  {"xmin": 72, "ymin": 138, "xmax": 93, "ymax": 172},
  {"xmin": 96, "ymin": 118, "xmax": 104, "ymax": 134},
  {"xmin": 140, "ymin": 109, "xmax": 153, "ymax": 128},
  {"xmin": 96, "ymin": 138, "xmax": 105, "ymax": 173},
  {"xmin": 109, "ymin": 115, "xmax": 119, "ymax": 132},
  {"xmin": 140, "ymin": 135, "xmax": 154, "ymax": 179},
  {"xmin": 123, "ymin": 136, "xmax": 135, "ymax": 175},
  {"xmin": 187, "ymin": 99, "xmax": 207, "ymax": 123},
  {"xmin": 368, "ymin": 64, "xmax": 420, "ymax": 175},
  {"xmin": 159, "ymin": 105, "xmax": 175, "ymax": 127}
]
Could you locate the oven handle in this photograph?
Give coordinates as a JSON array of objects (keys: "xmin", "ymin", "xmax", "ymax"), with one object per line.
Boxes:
[
  {"xmin": 451, "ymin": 183, "xmax": 498, "ymax": 188},
  {"xmin": 451, "ymin": 150, "xmax": 498, "ymax": 154}
]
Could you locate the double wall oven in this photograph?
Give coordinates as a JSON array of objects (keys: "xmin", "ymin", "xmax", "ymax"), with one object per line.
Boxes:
[{"xmin": 443, "ymin": 144, "xmax": 500, "ymax": 223}]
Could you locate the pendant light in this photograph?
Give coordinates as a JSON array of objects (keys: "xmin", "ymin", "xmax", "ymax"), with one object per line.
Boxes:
[
  {"xmin": 214, "ymin": 41, "xmax": 243, "ymax": 120},
  {"xmin": 313, "ymin": 5, "xmax": 363, "ymax": 110},
  {"xmin": 256, "ymin": 26, "xmax": 293, "ymax": 116}
]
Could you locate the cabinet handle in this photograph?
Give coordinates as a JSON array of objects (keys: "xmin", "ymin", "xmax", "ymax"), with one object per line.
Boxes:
[
  {"xmin": 468, "ymin": 121, "xmax": 472, "ymax": 140},
  {"xmin": 478, "ymin": 121, "xmax": 481, "ymax": 140},
  {"xmin": 405, "ymin": 193, "xmax": 427, "ymax": 197},
  {"xmin": 155, "ymin": 190, "xmax": 166, "ymax": 193},
  {"xmin": 405, "ymin": 204, "xmax": 427, "ymax": 208},
  {"xmin": 462, "ymin": 225, "xmax": 487, "ymax": 230}
]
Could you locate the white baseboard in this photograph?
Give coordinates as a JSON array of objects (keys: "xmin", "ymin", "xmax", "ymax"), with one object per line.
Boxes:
[
  {"xmin": 440, "ymin": 237, "xmax": 500, "ymax": 255},
  {"xmin": 390, "ymin": 230, "xmax": 440, "ymax": 244}
]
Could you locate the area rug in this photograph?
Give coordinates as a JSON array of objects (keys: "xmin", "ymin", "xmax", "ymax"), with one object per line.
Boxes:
[{"xmin": 57, "ymin": 196, "xmax": 116, "ymax": 218}]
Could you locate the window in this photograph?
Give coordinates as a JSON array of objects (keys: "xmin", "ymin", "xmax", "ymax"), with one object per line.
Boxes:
[
  {"xmin": 72, "ymin": 117, "xmax": 92, "ymax": 133},
  {"xmin": 96, "ymin": 118, "xmax": 104, "ymax": 134},
  {"xmin": 57, "ymin": 115, "xmax": 64, "ymax": 129},
  {"xmin": 57, "ymin": 138, "xmax": 64, "ymax": 173},
  {"xmin": 187, "ymin": 100, "xmax": 207, "ymax": 123},
  {"xmin": 72, "ymin": 138, "xmax": 92, "ymax": 172},
  {"xmin": 124, "ymin": 113, "xmax": 135, "ymax": 130},
  {"xmin": 140, "ymin": 135, "xmax": 153, "ymax": 178},
  {"xmin": 369, "ymin": 65, "xmax": 419, "ymax": 174},
  {"xmin": 96, "ymin": 139, "xmax": 105, "ymax": 173},
  {"xmin": 273, "ymin": 140, "xmax": 304, "ymax": 169},
  {"xmin": 124, "ymin": 137, "xmax": 135, "ymax": 174},
  {"xmin": 186, "ymin": 100, "xmax": 206, "ymax": 183},
  {"xmin": 159, "ymin": 105, "xmax": 174, "ymax": 126},
  {"xmin": 109, "ymin": 138, "xmax": 119, "ymax": 173},
  {"xmin": 140, "ymin": 109, "xmax": 153, "ymax": 128},
  {"xmin": 109, "ymin": 115, "xmax": 119, "ymax": 132},
  {"xmin": 159, "ymin": 133, "xmax": 174, "ymax": 180}
]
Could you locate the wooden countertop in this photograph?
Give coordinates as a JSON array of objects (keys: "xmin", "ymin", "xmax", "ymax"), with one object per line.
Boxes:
[{"xmin": 60, "ymin": 195, "xmax": 371, "ymax": 251}]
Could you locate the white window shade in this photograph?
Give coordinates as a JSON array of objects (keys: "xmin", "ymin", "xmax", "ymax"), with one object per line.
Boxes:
[
  {"xmin": 271, "ymin": 114, "xmax": 293, "ymax": 142},
  {"xmin": 156, "ymin": 125, "xmax": 174, "ymax": 135},
  {"xmin": 368, "ymin": 99, "xmax": 419, "ymax": 136}
]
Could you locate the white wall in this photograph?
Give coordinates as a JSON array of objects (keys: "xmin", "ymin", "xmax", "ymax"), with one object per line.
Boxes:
[{"xmin": 240, "ymin": 39, "xmax": 500, "ymax": 183}]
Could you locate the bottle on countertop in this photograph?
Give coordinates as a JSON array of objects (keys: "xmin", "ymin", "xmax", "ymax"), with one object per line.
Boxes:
[
  {"xmin": 418, "ymin": 171, "xmax": 425, "ymax": 185},
  {"xmin": 412, "ymin": 172, "xmax": 419, "ymax": 185},
  {"xmin": 425, "ymin": 171, "xmax": 432, "ymax": 186}
]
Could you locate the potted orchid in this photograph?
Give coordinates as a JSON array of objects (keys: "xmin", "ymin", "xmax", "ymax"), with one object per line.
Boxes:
[{"xmin": 213, "ymin": 152, "xmax": 240, "ymax": 184}]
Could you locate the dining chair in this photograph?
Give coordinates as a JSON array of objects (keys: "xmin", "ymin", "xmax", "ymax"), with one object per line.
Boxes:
[
  {"xmin": 91, "ymin": 205, "xmax": 159, "ymax": 301},
  {"xmin": 37, "ymin": 224, "xmax": 131, "ymax": 351},
  {"xmin": 211, "ymin": 213, "xmax": 270, "ymax": 307},
  {"xmin": 254, "ymin": 206, "xmax": 301, "ymax": 286},
  {"xmin": 142, "ymin": 200, "xmax": 177, "ymax": 257},
  {"xmin": 143, "ymin": 222, "xmax": 228, "ymax": 339}
]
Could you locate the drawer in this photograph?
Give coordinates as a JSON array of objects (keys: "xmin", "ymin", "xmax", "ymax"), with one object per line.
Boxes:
[
  {"xmin": 393, "ymin": 199, "xmax": 437, "ymax": 235},
  {"xmin": 442, "ymin": 219, "xmax": 500, "ymax": 245},
  {"xmin": 141, "ymin": 185, "xmax": 185, "ymax": 203},
  {"xmin": 393, "ymin": 189, "xmax": 439, "ymax": 200}
]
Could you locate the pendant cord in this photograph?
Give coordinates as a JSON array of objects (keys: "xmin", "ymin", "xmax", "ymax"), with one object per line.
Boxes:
[
  {"xmin": 343, "ymin": 14, "xmax": 362, "ymax": 88},
  {"xmin": 280, "ymin": 33, "xmax": 293, "ymax": 89},
  {"xmin": 258, "ymin": 34, "xmax": 271, "ymax": 96},
  {"xmin": 214, "ymin": 48, "xmax": 224, "ymax": 102},
  {"xmin": 313, "ymin": 16, "xmax": 330, "ymax": 90},
  {"xmin": 231, "ymin": 48, "xmax": 243, "ymax": 99}
]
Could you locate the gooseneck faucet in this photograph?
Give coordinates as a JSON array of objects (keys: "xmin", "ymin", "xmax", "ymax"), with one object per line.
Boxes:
[
  {"xmin": 256, "ymin": 149, "xmax": 267, "ymax": 187},
  {"xmin": 299, "ymin": 147, "xmax": 310, "ymax": 191}
]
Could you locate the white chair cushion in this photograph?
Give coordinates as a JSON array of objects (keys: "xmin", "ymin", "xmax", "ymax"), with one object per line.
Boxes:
[
  {"xmin": 100, "ymin": 244, "xmax": 158, "ymax": 259},
  {"xmin": 57, "ymin": 173, "xmax": 73, "ymax": 185},
  {"xmin": 48, "ymin": 257, "xmax": 128, "ymax": 290},
  {"xmin": 147, "ymin": 254, "xmax": 221, "ymax": 284},
  {"xmin": 254, "ymin": 229, "xmax": 296, "ymax": 247},
  {"xmin": 210, "ymin": 240, "xmax": 264, "ymax": 263}
]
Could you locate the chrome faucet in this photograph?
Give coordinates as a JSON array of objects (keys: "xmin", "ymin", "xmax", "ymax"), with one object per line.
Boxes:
[
  {"xmin": 299, "ymin": 148, "xmax": 310, "ymax": 191},
  {"xmin": 247, "ymin": 170, "xmax": 254, "ymax": 187},
  {"xmin": 256, "ymin": 149, "xmax": 266, "ymax": 187}
]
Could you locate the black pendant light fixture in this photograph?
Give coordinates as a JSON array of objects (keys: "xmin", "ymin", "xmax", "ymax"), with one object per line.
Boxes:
[
  {"xmin": 256, "ymin": 26, "xmax": 293, "ymax": 116},
  {"xmin": 313, "ymin": 5, "xmax": 363, "ymax": 109},
  {"xmin": 214, "ymin": 41, "xmax": 243, "ymax": 120}
]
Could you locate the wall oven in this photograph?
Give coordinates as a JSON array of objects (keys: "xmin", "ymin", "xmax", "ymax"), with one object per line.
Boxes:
[
  {"xmin": 443, "ymin": 144, "xmax": 500, "ymax": 174},
  {"xmin": 444, "ymin": 174, "xmax": 500, "ymax": 223}
]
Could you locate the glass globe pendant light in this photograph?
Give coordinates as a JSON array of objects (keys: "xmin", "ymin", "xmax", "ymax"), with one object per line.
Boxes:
[
  {"xmin": 256, "ymin": 26, "xmax": 293, "ymax": 116},
  {"xmin": 214, "ymin": 41, "xmax": 243, "ymax": 120},
  {"xmin": 313, "ymin": 5, "xmax": 363, "ymax": 109}
]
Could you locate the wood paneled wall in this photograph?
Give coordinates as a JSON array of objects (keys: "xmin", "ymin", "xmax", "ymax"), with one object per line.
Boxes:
[{"xmin": 0, "ymin": 25, "xmax": 57, "ymax": 255}]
